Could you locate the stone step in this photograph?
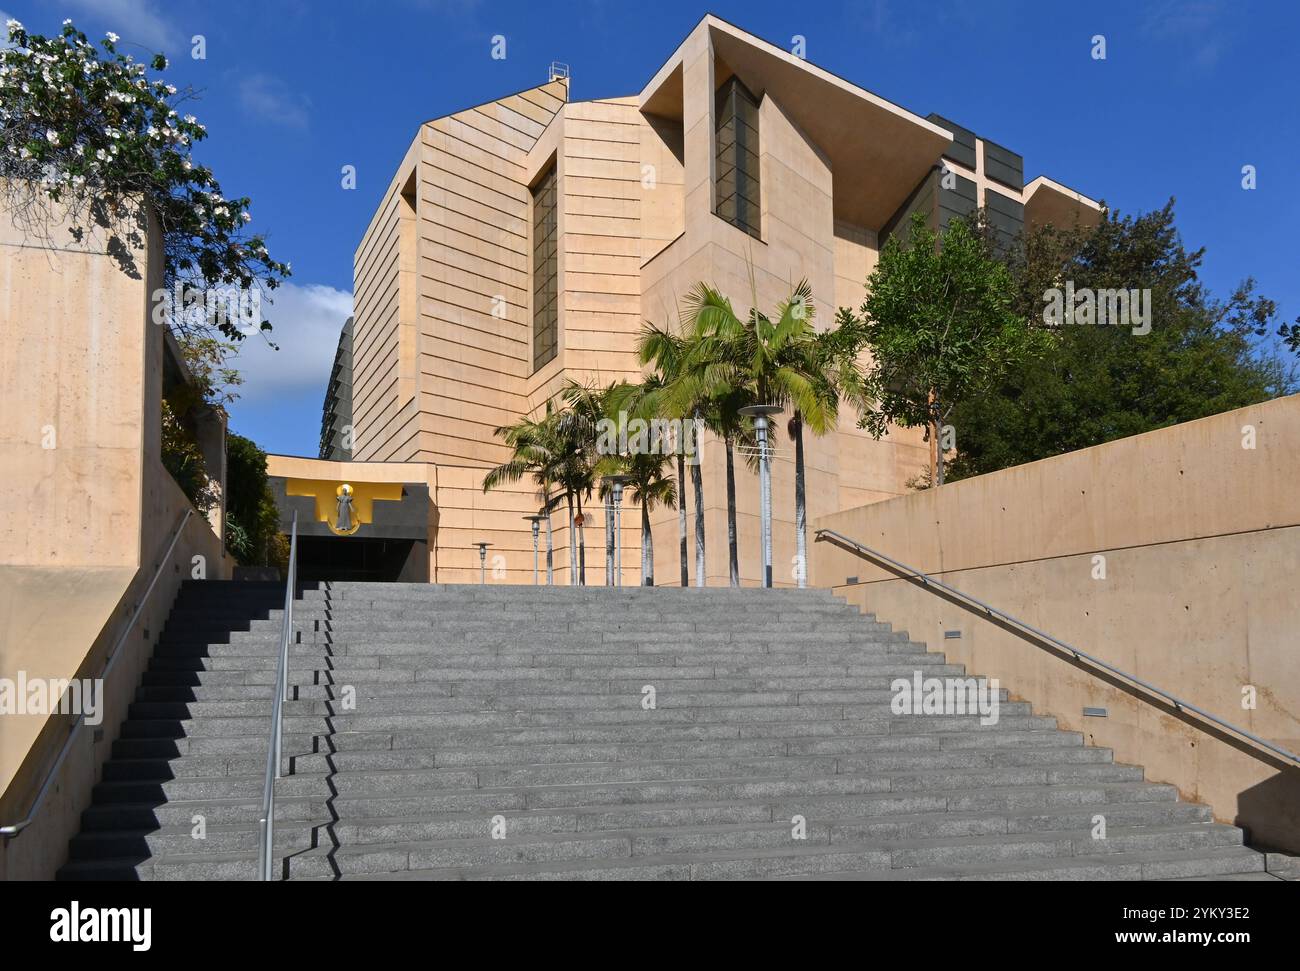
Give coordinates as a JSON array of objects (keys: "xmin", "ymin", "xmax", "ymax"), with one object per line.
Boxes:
[
  {"xmin": 63, "ymin": 580, "xmax": 1255, "ymax": 882},
  {"xmin": 117, "ymin": 705, "xmax": 1049, "ymax": 739},
  {"xmin": 137, "ymin": 672, "xmax": 990, "ymax": 702},
  {"xmin": 99, "ymin": 736, "xmax": 1102, "ymax": 781},
  {"xmin": 153, "ymin": 630, "xmax": 914, "ymax": 652},
  {"xmin": 111, "ymin": 725, "xmax": 1081, "ymax": 763},
  {"xmin": 126, "ymin": 686, "xmax": 1013, "ymax": 720},
  {"xmin": 140, "ymin": 655, "xmax": 962, "ymax": 684}
]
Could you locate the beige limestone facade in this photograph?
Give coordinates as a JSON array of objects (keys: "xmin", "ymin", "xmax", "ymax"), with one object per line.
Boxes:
[{"xmin": 300, "ymin": 15, "xmax": 1100, "ymax": 586}]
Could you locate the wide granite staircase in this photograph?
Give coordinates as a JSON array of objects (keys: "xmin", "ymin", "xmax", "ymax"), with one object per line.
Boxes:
[{"xmin": 58, "ymin": 581, "xmax": 1275, "ymax": 881}]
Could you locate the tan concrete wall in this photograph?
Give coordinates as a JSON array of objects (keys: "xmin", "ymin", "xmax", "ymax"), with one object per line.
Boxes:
[
  {"xmin": 812, "ymin": 395, "xmax": 1300, "ymax": 851},
  {"xmin": 0, "ymin": 194, "xmax": 229, "ymax": 878}
]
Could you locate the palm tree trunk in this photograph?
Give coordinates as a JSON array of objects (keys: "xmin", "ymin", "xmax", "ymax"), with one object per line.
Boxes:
[
  {"xmin": 725, "ymin": 438, "xmax": 738, "ymax": 587},
  {"xmin": 605, "ymin": 494, "xmax": 614, "ymax": 587},
  {"xmin": 565, "ymin": 492, "xmax": 576, "ymax": 586},
  {"xmin": 642, "ymin": 501, "xmax": 654, "ymax": 586},
  {"xmin": 677, "ymin": 453, "xmax": 688, "ymax": 587},
  {"xmin": 576, "ymin": 492, "xmax": 586, "ymax": 586},
  {"xmin": 545, "ymin": 505, "xmax": 554, "ymax": 585},
  {"xmin": 639, "ymin": 502, "xmax": 647, "ymax": 585},
  {"xmin": 793, "ymin": 412, "xmax": 807, "ymax": 588},
  {"xmin": 691, "ymin": 413, "xmax": 705, "ymax": 586}
]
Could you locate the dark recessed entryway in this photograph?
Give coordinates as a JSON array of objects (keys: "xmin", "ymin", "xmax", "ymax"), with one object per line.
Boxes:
[{"xmin": 295, "ymin": 535, "xmax": 428, "ymax": 583}]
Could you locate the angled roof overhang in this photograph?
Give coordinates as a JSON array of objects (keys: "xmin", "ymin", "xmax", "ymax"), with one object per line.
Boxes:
[
  {"xmin": 1024, "ymin": 175, "xmax": 1103, "ymax": 230},
  {"xmin": 639, "ymin": 15, "xmax": 953, "ymax": 230}
]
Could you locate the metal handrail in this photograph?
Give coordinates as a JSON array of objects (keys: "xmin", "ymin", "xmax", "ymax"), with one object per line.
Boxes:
[
  {"xmin": 1, "ymin": 508, "xmax": 195, "ymax": 839},
  {"xmin": 814, "ymin": 527, "xmax": 1300, "ymax": 767},
  {"xmin": 257, "ymin": 511, "xmax": 298, "ymax": 881}
]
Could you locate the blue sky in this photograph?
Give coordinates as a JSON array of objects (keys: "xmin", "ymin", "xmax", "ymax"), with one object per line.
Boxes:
[{"xmin": 7, "ymin": 0, "xmax": 1298, "ymax": 455}]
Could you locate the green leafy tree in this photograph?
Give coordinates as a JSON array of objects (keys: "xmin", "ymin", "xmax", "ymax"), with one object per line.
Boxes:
[
  {"xmin": 0, "ymin": 20, "xmax": 290, "ymax": 342},
  {"xmin": 225, "ymin": 433, "xmax": 284, "ymax": 569},
  {"xmin": 840, "ymin": 212, "xmax": 1039, "ymax": 486},
  {"xmin": 945, "ymin": 201, "xmax": 1295, "ymax": 480}
]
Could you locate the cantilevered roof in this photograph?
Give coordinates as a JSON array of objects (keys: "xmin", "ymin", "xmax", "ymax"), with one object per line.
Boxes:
[
  {"xmin": 1023, "ymin": 176, "xmax": 1103, "ymax": 230},
  {"xmin": 640, "ymin": 15, "xmax": 954, "ymax": 230}
]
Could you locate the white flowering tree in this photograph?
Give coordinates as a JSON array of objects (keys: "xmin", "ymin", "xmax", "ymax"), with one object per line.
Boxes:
[{"xmin": 0, "ymin": 19, "xmax": 290, "ymax": 340}]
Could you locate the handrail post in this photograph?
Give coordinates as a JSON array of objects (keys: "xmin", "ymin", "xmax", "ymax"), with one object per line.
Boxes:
[{"xmin": 257, "ymin": 510, "xmax": 298, "ymax": 881}]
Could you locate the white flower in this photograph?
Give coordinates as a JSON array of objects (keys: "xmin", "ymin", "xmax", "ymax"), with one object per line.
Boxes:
[
  {"xmin": 62, "ymin": 19, "xmax": 72, "ymax": 26},
  {"xmin": 241, "ymin": 212, "xmax": 251, "ymax": 224},
  {"xmin": 5, "ymin": 18, "xmax": 22, "ymax": 33},
  {"xmin": 45, "ymin": 129, "xmax": 59, "ymax": 145},
  {"xmin": 181, "ymin": 159, "xmax": 192, "ymax": 171},
  {"xmin": 96, "ymin": 148, "xmax": 107, "ymax": 160},
  {"xmin": 106, "ymin": 32, "xmax": 119, "ymax": 43},
  {"xmin": 183, "ymin": 114, "xmax": 196, "ymax": 124},
  {"xmin": 165, "ymin": 84, "xmax": 176, "ymax": 95}
]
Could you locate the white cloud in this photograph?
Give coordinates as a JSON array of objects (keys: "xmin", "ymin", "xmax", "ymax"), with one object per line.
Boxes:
[
  {"xmin": 227, "ymin": 282, "xmax": 352, "ymax": 403},
  {"xmin": 238, "ymin": 73, "xmax": 311, "ymax": 129},
  {"xmin": 60, "ymin": 0, "xmax": 180, "ymax": 52}
]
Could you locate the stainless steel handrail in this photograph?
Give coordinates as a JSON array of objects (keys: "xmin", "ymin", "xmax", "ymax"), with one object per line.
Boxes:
[
  {"xmin": 815, "ymin": 527, "xmax": 1300, "ymax": 767},
  {"xmin": 1, "ymin": 508, "xmax": 195, "ymax": 839},
  {"xmin": 257, "ymin": 511, "xmax": 298, "ymax": 881}
]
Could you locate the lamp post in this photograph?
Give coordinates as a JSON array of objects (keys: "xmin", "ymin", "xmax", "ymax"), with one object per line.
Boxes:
[
  {"xmin": 601, "ymin": 474, "xmax": 634, "ymax": 588},
  {"xmin": 522, "ymin": 515, "xmax": 544, "ymax": 585},
  {"xmin": 740, "ymin": 405, "xmax": 782, "ymax": 588},
  {"xmin": 472, "ymin": 542, "xmax": 491, "ymax": 585}
]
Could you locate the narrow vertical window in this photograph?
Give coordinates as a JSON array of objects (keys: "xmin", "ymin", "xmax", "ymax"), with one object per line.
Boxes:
[
  {"xmin": 714, "ymin": 77, "xmax": 761, "ymax": 239},
  {"xmin": 531, "ymin": 164, "xmax": 558, "ymax": 372}
]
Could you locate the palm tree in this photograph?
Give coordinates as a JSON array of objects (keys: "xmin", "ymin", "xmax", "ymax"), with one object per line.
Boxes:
[
  {"xmin": 632, "ymin": 327, "xmax": 694, "ymax": 587},
  {"xmin": 557, "ymin": 380, "xmax": 610, "ymax": 586},
  {"xmin": 625, "ymin": 451, "xmax": 677, "ymax": 585},
  {"xmin": 677, "ymin": 279, "xmax": 840, "ymax": 586},
  {"xmin": 482, "ymin": 410, "xmax": 567, "ymax": 584}
]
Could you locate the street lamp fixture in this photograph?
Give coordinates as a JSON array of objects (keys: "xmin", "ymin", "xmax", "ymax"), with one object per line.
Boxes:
[
  {"xmin": 472, "ymin": 542, "xmax": 492, "ymax": 585},
  {"xmin": 601, "ymin": 474, "xmax": 634, "ymax": 588},
  {"xmin": 740, "ymin": 404, "xmax": 783, "ymax": 588},
  {"xmin": 522, "ymin": 515, "xmax": 545, "ymax": 585}
]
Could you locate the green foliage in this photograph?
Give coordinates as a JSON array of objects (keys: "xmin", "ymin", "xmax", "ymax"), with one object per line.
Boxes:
[
  {"xmin": 224, "ymin": 432, "xmax": 284, "ymax": 568},
  {"xmin": 160, "ymin": 397, "xmax": 217, "ymax": 513},
  {"xmin": 841, "ymin": 212, "xmax": 1041, "ymax": 450},
  {"xmin": 945, "ymin": 200, "xmax": 1295, "ymax": 481},
  {"xmin": 0, "ymin": 19, "xmax": 289, "ymax": 340},
  {"xmin": 674, "ymin": 278, "xmax": 840, "ymax": 432}
]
